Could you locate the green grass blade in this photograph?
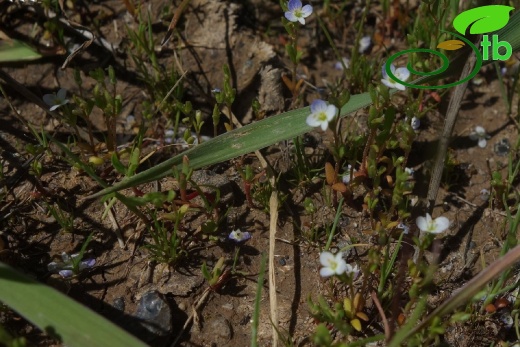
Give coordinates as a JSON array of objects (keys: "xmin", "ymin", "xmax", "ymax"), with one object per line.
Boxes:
[
  {"xmin": 0, "ymin": 40, "xmax": 42, "ymax": 62},
  {"xmin": 88, "ymin": 91, "xmax": 375, "ymax": 198},
  {"xmin": 493, "ymin": 9, "xmax": 520, "ymax": 54},
  {"xmin": 0, "ymin": 262, "xmax": 147, "ymax": 347}
]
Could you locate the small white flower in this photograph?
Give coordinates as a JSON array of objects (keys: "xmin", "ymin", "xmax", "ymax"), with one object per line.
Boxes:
[
  {"xmin": 125, "ymin": 115, "xmax": 136, "ymax": 131},
  {"xmin": 284, "ymin": 0, "xmax": 313, "ymax": 25},
  {"xmin": 469, "ymin": 126, "xmax": 490, "ymax": 148},
  {"xmin": 411, "ymin": 117, "xmax": 420, "ymax": 130},
  {"xmin": 405, "ymin": 167, "xmax": 415, "ymax": 178},
  {"xmin": 381, "ymin": 63, "xmax": 410, "ymax": 91},
  {"xmin": 43, "ymin": 88, "xmax": 69, "ymax": 111},
  {"xmin": 334, "ymin": 57, "xmax": 350, "ymax": 71},
  {"xmin": 319, "ymin": 251, "xmax": 348, "ymax": 277},
  {"xmin": 480, "ymin": 188, "xmax": 490, "ymax": 201},
  {"xmin": 359, "ymin": 36, "xmax": 372, "ymax": 53},
  {"xmin": 306, "ymin": 99, "xmax": 337, "ymax": 131},
  {"xmin": 416, "ymin": 213, "xmax": 450, "ymax": 234}
]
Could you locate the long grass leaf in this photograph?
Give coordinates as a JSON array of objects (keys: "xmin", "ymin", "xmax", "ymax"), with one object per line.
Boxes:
[
  {"xmin": 0, "ymin": 262, "xmax": 147, "ymax": 347},
  {"xmin": 88, "ymin": 91, "xmax": 375, "ymax": 198},
  {"xmin": 0, "ymin": 40, "xmax": 41, "ymax": 62}
]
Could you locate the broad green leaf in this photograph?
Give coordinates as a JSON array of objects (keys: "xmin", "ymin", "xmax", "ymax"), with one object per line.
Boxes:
[
  {"xmin": 491, "ymin": 7, "xmax": 520, "ymax": 55},
  {"xmin": 88, "ymin": 91, "xmax": 376, "ymax": 198},
  {"xmin": 0, "ymin": 262, "xmax": 147, "ymax": 347},
  {"xmin": 0, "ymin": 40, "xmax": 42, "ymax": 62},
  {"xmin": 453, "ymin": 5, "xmax": 514, "ymax": 35}
]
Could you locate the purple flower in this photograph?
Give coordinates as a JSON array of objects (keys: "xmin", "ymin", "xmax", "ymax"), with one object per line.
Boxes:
[
  {"xmin": 284, "ymin": 0, "xmax": 313, "ymax": 25},
  {"xmin": 47, "ymin": 252, "xmax": 96, "ymax": 278},
  {"xmin": 381, "ymin": 63, "xmax": 410, "ymax": 91},
  {"xmin": 229, "ymin": 229, "xmax": 251, "ymax": 243},
  {"xmin": 59, "ymin": 269, "xmax": 74, "ymax": 278}
]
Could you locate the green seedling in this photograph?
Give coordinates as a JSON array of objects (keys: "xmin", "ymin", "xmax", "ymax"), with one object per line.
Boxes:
[
  {"xmin": 46, "ymin": 203, "xmax": 74, "ymax": 234},
  {"xmin": 145, "ymin": 206, "xmax": 188, "ymax": 266},
  {"xmin": 201, "ymin": 256, "xmax": 226, "ymax": 288}
]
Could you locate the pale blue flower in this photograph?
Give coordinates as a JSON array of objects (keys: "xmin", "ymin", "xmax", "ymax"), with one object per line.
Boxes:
[
  {"xmin": 381, "ymin": 63, "xmax": 410, "ymax": 91},
  {"xmin": 229, "ymin": 229, "xmax": 251, "ymax": 243},
  {"xmin": 397, "ymin": 222, "xmax": 410, "ymax": 234},
  {"xmin": 306, "ymin": 99, "xmax": 337, "ymax": 131},
  {"xmin": 43, "ymin": 88, "xmax": 69, "ymax": 111},
  {"xmin": 359, "ymin": 36, "xmax": 371, "ymax": 53},
  {"xmin": 285, "ymin": 0, "xmax": 313, "ymax": 25}
]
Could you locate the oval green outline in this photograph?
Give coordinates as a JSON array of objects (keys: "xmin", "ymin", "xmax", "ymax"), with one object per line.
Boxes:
[{"xmin": 384, "ymin": 30, "xmax": 483, "ymax": 90}]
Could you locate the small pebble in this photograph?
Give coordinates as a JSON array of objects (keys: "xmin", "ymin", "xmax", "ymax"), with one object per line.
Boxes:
[
  {"xmin": 494, "ymin": 138, "xmax": 511, "ymax": 156},
  {"xmin": 499, "ymin": 311, "xmax": 514, "ymax": 329},
  {"xmin": 113, "ymin": 297, "xmax": 125, "ymax": 312},
  {"xmin": 279, "ymin": 258, "xmax": 286, "ymax": 266},
  {"xmin": 207, "ymin": 316, "xmax": 232, "ymax": 341},
  {"xmin": 134, "ymin": 291, "xmax": 172, "ymax": 336},
  {"xmin": 222, "ymin": 303, "xmax": 234, "ymax": 310},
  {"xmin": 480, "ymin": 189, "xmax": 490, "ymax": 201}
]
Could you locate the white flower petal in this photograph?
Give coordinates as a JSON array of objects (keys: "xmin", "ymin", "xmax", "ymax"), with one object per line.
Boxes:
[
  {"xmin": 381, "ymin": 78, "xmax": 396, "ymax": 89},
  {"xmin": 325, "ymin": 105, "xmax": 338, "ymax": 121},
  {"xmin": 298, "ymin": 17, "xmax": 306, "ymax": 25},
  {"xmin": 320, "ymin": 120, "xmax": 328, "ymax": 131},
  {"xmin": 396, "ymin": 67, "xmax": 410, "ymax": 81},
  {"xmin": 310, "ymin": 99, "xmax": 327, "ymax": 113},
  {"xmin": 433, "ymin": 216, "xmax": 450, "ymax": 233},
  {"xmin": 285, "ymin": 12, "xmax": 297, "ymax": 22},
  {"xmin": 320, "ymin": 267, "xmax": 335, "ymax": 277},
  {"xmin": 288, "ymin": 0, "xmax": 301, "ymax": 11},
  {"xmin": 306, "ymin": 114, "xmax": 321, "ymax": 128},
  {"xmin": 43, "ymin": 94, "xmax": 55, "ymax": 106},
  {"xmin": 319, "ymin": 251, "xmax": 334, "ymax": 266},
  {"xmin": 478, "ymin": 138, "xmax": 487, "ymax": 148},
  {"xmin": 57, "ymin": 88, "xmax": 67, "ymax": 99},
  {"xmin": 475, "ymin": 126, "xmax": 485, "ymax": 134},
  {"xmin": 394, "ymin": 83, "xmax": 406, "ymax": 91},
  {"xmin": 416, "ymin": 216, "xmax": 427, "ymax": 232},
  {"xmin": 301, "ymin": 4, "xmax": 313, "ymax": 17}
]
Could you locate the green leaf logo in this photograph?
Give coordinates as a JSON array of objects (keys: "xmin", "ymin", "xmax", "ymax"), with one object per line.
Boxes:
[{"xmin": 453, "ymin": 5, "xmax": 514, "ymax": 35}]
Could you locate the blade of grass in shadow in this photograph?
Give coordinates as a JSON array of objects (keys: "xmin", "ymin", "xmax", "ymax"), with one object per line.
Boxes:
[
  {"xmin": 0, "ymin": 39, "xmax": 42, "ymax": 62},
  {"xmin": 0, "ymin": 262, "xmax": 147, "ymax": 347}
]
